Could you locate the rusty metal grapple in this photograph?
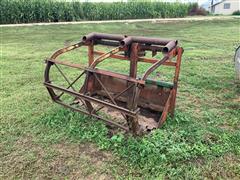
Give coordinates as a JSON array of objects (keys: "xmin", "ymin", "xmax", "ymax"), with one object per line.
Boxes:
[{"xmin": 44, "ymin": 32, "xmax": 183, "ymax": 135}]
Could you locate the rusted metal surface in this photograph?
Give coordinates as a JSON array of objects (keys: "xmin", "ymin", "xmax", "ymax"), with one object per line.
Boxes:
[
  {"xmin": 44, "ymin": 32, "xmax": 183, "ymax": 135},
  {"xmin": 82, "ymin": 32, "xmax": 177, "ymax": 53}
]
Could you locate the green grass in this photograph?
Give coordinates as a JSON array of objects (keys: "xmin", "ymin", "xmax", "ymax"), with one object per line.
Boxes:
[{"xmin": 1, "ymin": 18, "xmax": 240, "ymax": 179}]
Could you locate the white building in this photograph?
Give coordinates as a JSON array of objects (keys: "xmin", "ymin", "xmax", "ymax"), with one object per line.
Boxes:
[{"xmin": 209, "ymin": 0, "xmax": 240, "ymax": 14}]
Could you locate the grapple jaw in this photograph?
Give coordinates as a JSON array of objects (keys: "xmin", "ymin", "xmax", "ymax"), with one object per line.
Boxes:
[{"xmin": 44, "ymin": 32, "xmax": 183, "ymax": 135}]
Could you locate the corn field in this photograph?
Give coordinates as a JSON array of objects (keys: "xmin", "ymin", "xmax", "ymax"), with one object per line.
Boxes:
[{"xmin": 0, "ymin": 0, "xmax": 195, "ymax": 24}]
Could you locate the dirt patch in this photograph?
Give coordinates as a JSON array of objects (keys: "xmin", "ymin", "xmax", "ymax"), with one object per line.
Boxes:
[
  {"xmin": 219, "ymin": 123, "xmax": 240, "ymax": 132},
  {"xmin": 52, "ymin": 142, "xmax": 112, "ymax": 168},
  {"xmin": 202, "ymin": 133, "xmax": 219, "ymax": 144},
  {"xmin": 180, "ymin": 154, "xmax": 240, "ymax": 179},
  {"xmin": 97, "ymin": 102, "xmax": 160, "ymax": 134},
  {"xmin": 232, "ymin": 97, "xmax": 240, "ymax": 103},
  {"xmin": 201, "ymin": 154, "xmax": 240, "ymax": 179},
  {"xmin": 0, "ymin": 136, "xmax": 114, "ymax": 179}
]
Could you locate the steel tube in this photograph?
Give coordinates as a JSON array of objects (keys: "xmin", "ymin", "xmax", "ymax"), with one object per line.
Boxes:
[
  {"xmin": 94, "ymin": 39, "xmax": 120, "ymax": 46},
  {"xmin": 131, "ymin": 36, "xmax": 174, "ymax": 46},
  {"xmin": 120, "ymin": 36, "xmax": 132, "ymax": 47},
  {"xmin": 162, "ymin": 40, "xmax": 178, "ymax": 53},
  {"xmin": 82, "ymin": 32, "xmax": 125, "ymax": 42},
  {"xmin": 82, "ymin": 33, "xmax": 178, "ymax": 51},
  {"xmin": 82, "ymin": 32, "xmax": 95, "ymax": 42}
]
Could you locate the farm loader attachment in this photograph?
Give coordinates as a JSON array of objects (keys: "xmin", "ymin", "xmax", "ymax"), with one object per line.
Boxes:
[{"xmin": 44, "ymin": 32, "xmax": 183, "ymax": 135}]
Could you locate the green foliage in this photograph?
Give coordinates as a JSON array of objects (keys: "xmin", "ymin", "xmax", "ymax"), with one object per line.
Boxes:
[
  {"xmin": 38, "ymin": 109, "xmax": 240, "ymax": 177},
  {"xmin": 233, "ymin": 10, "xmax": 240, "ymax": 15},
  {"xmin": 0, "ymin": 0, "xmax": 193, "ymax": 24}
]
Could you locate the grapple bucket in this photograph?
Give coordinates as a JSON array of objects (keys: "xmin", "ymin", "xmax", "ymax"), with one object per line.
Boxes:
[{"xmin": 44, "ymin": 32, "xmax": 183, "ymax": 135}]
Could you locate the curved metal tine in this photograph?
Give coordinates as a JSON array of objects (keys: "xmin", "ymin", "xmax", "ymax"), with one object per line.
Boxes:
[
  {"xmin": 141, "ymin": 55, "xmax": 169, "ymax": 81},
  {"xmin": 50, "ymin": 42, "xmax": 84, "ymax": 59},
  {"xmin": 93, "ymin": 73, "xmax": 128, "ymax": 120},
  {"xmin": 90, "ymin": 46, "xmax": 120, "ymax": 68}
]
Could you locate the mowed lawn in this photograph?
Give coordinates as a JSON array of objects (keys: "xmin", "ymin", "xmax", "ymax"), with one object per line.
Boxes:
[{"xmin": 1, "ymin": 18, "xmax": 240, "ymax": 179}]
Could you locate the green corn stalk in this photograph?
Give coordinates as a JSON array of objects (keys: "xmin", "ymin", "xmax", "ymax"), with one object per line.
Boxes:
[{"xmin": 0, "ymin": 0, "xmax": 194, "ymax": 24}]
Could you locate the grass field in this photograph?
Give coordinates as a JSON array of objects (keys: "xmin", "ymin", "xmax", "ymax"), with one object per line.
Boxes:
[{"xmin": 1, "ymin": 18, "xmax": 240, "ymax": 179}]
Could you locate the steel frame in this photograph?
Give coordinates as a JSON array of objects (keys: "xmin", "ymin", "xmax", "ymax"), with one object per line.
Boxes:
[{"xmin": 44, "ymin": 33, "xmax": 183, "ymax": 135}]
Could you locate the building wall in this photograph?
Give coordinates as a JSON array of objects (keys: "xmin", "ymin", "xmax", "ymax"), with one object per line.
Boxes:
[{"xmin": 214, "ymin": 0, "xmax": 240, "ymax": 14}]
